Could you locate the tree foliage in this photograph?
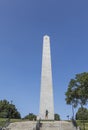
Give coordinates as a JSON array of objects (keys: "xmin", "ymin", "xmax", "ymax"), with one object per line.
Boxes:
[
  {"xmin": 0, "ymin": 99, "xmax": 21, "ymax": 119},
  {"xmin": 76, "ymin": 107, "xmax": 88, "ymax": 120},
  {"xmin": 65, "ymin": 72, "xmax": 88, "ymax": 108},
  {"xmin": 24, "ymin": 113, "xmax": 36, "ymax": 120},
  {"xmin": 54, "ymin": 114, "xmax": 60, "ymax": 120}
]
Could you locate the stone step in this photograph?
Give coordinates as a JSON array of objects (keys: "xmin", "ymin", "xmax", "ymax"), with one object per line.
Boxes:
[
  {"xmin": 7, "ymin": 121, "xmax": 36, "ymax": 130},
  {"xmin": 40, "ymin": 121, "xmax": 76, "ymax": 130},
  {"xmin": 6, "ymin": 121, "xmax": 77, "ymax": 130}
]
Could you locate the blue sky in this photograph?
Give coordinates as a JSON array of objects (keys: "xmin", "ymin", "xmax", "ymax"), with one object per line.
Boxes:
[{"xmin": 0, "ymin": 0, "xmax": 88, "ymax": 119}]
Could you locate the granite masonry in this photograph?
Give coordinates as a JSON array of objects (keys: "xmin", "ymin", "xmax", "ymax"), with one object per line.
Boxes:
[{"xmin": 39, "ymin": 35, "xmax": 54, "ymax": 120}]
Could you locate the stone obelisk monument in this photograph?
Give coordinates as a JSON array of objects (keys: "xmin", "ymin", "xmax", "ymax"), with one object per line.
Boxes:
[{"xmin": 39, "ymin": 35, "xmax": 54, "ymax": 120}]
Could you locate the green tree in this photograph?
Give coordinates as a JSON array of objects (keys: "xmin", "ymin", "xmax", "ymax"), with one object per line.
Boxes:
[
  {"xmin": 54, "ymin": 114, "xmax": 60, "ymax": 120},
  {"xmin": 65, "ymin": 72, "xmax": 88, "ymax": 130},
  {"xmin": 0, "ymin": 99, "xmax": 21, "ymax": 119},
  {"xmin": 24, "ymin": 113, "xmax": 36, "ymax": 120},
  {"xmin": 76, "ymin": 107, "xmax": 88, "ymax": 120},
  {"xmin": 65, "ymin": 72, "xmax": 88, "ymax": 117}
]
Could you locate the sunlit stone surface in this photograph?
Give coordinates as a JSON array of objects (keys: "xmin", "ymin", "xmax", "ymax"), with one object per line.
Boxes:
[{"xmin": 39, "ymin": 35, "xmax": 54, "ymax": 120}]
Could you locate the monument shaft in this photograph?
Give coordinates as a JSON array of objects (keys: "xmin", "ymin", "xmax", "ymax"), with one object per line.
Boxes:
[{"xmin": 39, "ymin": 35, "xmax": 54, "ymax": 120}]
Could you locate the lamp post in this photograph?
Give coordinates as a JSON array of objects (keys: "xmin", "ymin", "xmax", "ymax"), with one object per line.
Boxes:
[
  {"xmin": 67, "ymin": 115, "xmax": 69, "ymax": 120},
  {"xmin": 72, "ymin": 104, "xmax": 74, "ymax": 119}
]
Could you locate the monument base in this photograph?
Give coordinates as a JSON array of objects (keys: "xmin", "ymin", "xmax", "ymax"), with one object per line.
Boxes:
[{"xmin": 37, "ymin": 116, "xmax": 54, "ymax": 121}]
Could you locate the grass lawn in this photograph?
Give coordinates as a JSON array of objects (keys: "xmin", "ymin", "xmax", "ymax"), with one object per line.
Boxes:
[
  {"xmin": 0, "ymin": 118, "xmax": 31, "ymax": 127},
  {"xmin": 0, "ymin": 118, "xmax": 22, "ymax": 127},
  {"xmin": 77, "ymin": 120, "xmax": 88, "ymax": 130},
  {"xmin": 0, "ymin": 118, "xmax": 8, "ymax": 127}
]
